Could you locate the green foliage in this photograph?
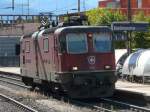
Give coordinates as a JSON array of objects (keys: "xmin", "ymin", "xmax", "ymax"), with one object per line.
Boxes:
[
  {"xmin": 133, "ymin": 11, "xmax": 145, "ymax": 22},
  {"xmin": 133, "ymin": 32, "xmax": 150, "ymax": 48},
  {"xmin": 86, "ymin": 8, "xmax": 126, "ymax": 26},
  {"xmin": 132, "ymin": 11, "xmax": 150, "ymax": 48},
  {"xmin": 86, "ymin": 8, "xmax": 150, "ymax": 49},
  {"xmin": 114, "ymin": 41, "xmax": 126, "ymax": 49},
  {"xmin": 86, "ymin": 8, "xmax": 127, "ymax": 49},
  {"xmin": 64, "ymin": 16, "xmax": 69, "ymax": 22}
]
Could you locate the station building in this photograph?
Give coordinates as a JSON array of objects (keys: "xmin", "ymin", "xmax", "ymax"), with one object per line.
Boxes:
[
  {"xmin": 98, "ymin": 0, "xmax": 150, "ymax": 16},
  {"xmin": 0, "ymin": 36, "xmax": 20, "ymax": 66},
  {"xmin": 0, "ymin": 14, "xmax": 58, "ymax": 67},
  {"xmin": 0, "ymin": 21, "xmax": 40, "ymax": 67},
  {"xmin": 0, "ymin": 23, "xmax": 40, "ymax": 67}
]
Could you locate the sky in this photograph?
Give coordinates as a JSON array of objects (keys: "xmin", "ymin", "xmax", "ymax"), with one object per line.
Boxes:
[{"xmin": 0, "ymin": 0, "xmax": 100, "ymax": 15}]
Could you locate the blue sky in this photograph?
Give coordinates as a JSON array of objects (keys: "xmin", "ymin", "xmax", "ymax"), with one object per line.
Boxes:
[{"xmin": 0, "ymin": 0, "xmax": 99, "ymax": 15}]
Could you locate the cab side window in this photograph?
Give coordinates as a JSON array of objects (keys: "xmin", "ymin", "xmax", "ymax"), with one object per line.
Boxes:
[
  {"xmin": 59, "ymin": 36, "xmax": 66, "ymax": 53},
  {"xmin": 25, "ymin": 41, "xmax": 30, "ymax": 53},
  {"xmin": 43, "ymin": 38, "xmax": 49, "ymax": 52}
]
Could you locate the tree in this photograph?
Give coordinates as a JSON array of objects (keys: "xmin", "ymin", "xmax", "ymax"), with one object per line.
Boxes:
[
  {"xmin": 86, "ymin": 8, "xmax": 127, "ymax": 49},
  {"xmin": 86, "ymin": 8, "xmax": 150, "ymax": 49},
  {"xmin": 132, "ymin": 11, "xmax": 150, "ymax": 48},
  {"xmin": 86, "ymin": 8, "xmax": 126, "ymax": 26}
]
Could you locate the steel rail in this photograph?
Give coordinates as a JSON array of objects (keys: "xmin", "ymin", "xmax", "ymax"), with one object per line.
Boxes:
[
  {"xmin": 0, "ymin": 73, "xmax": 30, "ymax": 89},
  {"xmin": 0, "ymin": 74, "xmax": 21, "ymax": 82},
  {"xmin": 0, "ymin": 93, "xmax": 38, "ymax": 112},
  {"xmin": 101, "ymin": 98, "xmax": 150, "ymax": 112},
  {"xmin": 0, "ymin": 78, "xmax": 30, "ymax": 89},
  {"xmin": 66, "ymin": 98, "xmax": 113, "ymax": 112},
  {"xmin": 80, "ymin": 102, "xmax": 113, "ymax": 112}
]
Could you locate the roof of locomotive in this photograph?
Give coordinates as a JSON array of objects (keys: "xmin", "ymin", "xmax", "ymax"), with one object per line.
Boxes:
[
  {"xmin": 55, "ymin": 26, "xmax": 111, "ymax": 34},
  {"xmin": 21, "ymin": 26, "xmax": 111, "ymax": 40},
  {"xmin": 21, "ymin": 27, "xmax": 57, "ymax": 39},
  {"xmin": 42, "ymin": 26, "xmax": 111, "ymax": 35},
  {"xmin": 22, "ymin": 32, "xmax": 34, "ymax": 38}
]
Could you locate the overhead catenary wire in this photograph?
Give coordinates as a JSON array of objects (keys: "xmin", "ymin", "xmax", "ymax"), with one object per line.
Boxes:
[
  {"xmin": 50, "ymin": 3, "xmax": 88, "ymax": 14},
  {"xmin": 51, "ymin": 3, "xmax": 77, "ymax": 12},
  {"xmin": 48, "ymin": 0, "xmax": 95, "ymax": 14},
  {"xmin": 0, "ymin": 0, "xmax": 96, "ymax": 15}
]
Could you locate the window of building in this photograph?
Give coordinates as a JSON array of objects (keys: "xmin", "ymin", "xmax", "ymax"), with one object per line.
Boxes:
[
  {"xmin": 137, "ymin": 0, "xmax": 142, "ymax": 8},
  {"xmin": 43, "ymin": 38, "xmax": 49, "ymax": 52},
  {"xmin": 25, "ymin": 41, "xmax": 30, "ymax": 53},
  {"xmin": 107, "ymin": 2, "xmax": 120, "ymax": 8}
]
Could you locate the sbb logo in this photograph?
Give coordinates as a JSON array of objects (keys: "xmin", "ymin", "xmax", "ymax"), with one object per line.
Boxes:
[{"xmin": 88, "ymin": 56, "xmax": 96, "ymax": 65}]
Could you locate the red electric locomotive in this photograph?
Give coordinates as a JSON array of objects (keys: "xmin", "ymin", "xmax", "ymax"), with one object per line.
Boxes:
[{"xmin": 20, "ymin": 24, "xmax": 116, "ymax": 98}]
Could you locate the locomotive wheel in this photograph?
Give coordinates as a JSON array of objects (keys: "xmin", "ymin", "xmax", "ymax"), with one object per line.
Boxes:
[
  {"xmin": 129, "ymin": 76, "xmax": 133, "ymax": 82},
  {"xmin": 127, "ymin": 75, "xmax": 130, "ymax": 82},
  {"xmin": 40, "ymin": 81, "xmax": 52, "ymax": 96},
  {"xmin": 22, "ymin": 76, "xmax": 33, "ymax": 86},
  {"xmin": 50, "ymin": 83, "xmax": 65, "ymax": 99},
  {"xmin": 136, "ymin": 77, "xmax": 142, "ymax": 83},
  {"xmin": 134, "ymin": 76, "xmax": 137, "ymax": 83},
  {"xmin": 30, "ymin": 83, "xmax": 36, "ymax": 91}
]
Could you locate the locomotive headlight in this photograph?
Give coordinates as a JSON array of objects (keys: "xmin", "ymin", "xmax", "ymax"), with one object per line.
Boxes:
[
  {"xmin": 87, "ymin": 33, "xmax": 93, "ymax": 38},
  {"xmin": 104, "ymin": 65, "xmax": 111, "ymax": 70},
  {"xmin": 72, "ymin": 67, "xmax": 78, "ymax": 71}
]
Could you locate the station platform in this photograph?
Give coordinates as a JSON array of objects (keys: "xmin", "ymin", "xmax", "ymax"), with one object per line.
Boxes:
[
  {"xmin": 0, "ymin": 67, "xmax": 20, "ymax": 75},
  {"xmin": 116, "ymin": 80, "xmax": 150, "ymax": 101}
]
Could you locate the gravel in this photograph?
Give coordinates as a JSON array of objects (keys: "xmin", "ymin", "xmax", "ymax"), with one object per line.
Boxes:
[
  {"xmin": 0, "ymin": 81, "xmax": 94, "ymax": 112},
  {"xmin": 0, "ymin": 85, "xmax": 57, "ymax": 112},
  {"xmin": 36, "ymin": 99, "xmax": 93, "ymax": 112},
  {"xmin": 0, "ymin": 97, "xmax": 24, "ymax": 112}
]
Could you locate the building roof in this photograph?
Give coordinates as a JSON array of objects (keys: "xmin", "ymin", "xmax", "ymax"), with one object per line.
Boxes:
[{"xmin": 0, "ymin": 23, "xmax": 40, "ymax": 36}]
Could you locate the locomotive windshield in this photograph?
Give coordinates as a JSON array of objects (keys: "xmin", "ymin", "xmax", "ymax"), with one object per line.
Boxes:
[
  {"xmin": 66, "ymin": 33, "xmax": 88, "ymax": 54},
  {"xmin": 93, "ymin": 33, "xmax": 112, "ymax": 52}
]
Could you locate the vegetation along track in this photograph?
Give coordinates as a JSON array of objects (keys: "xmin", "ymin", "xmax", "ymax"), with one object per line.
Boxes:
[
  {"xmin": 0, "ymin": 93, "xmax": 38, "ymax": 112},
  {"xmin": 0, "ymin": 73, "xmax": 30, "ymax": 89}
]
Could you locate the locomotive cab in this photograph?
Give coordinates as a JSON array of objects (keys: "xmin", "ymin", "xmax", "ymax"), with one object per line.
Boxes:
[{"xmin": 54, "ymin": 26, "xmax": 116, "ymax": 98}]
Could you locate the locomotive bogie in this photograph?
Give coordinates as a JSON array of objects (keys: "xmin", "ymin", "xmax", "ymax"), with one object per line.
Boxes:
[
  {"xmin": 21, "ymin": 71, "xmax": 116, "ymax": 98},
  {"xmin": 60, "ymin": 71, "xmax": 116, "ymax": 98}
]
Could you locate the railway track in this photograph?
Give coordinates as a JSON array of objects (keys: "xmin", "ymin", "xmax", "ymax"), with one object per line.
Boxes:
[
  {"xmin": 70, "ymin": 98, "xmax": 150, "ymax": 112},
  {"xmin": 99, "ymin": 98, "xmax": 150, "ymax": 112},
  {"xmin": 0, "ymin": 93, "xmax": 38, "ymax": 112},
  {"xmin": 69, "ymin": 99, "xmax": 113, "ymax": 112},
  {"xmin": 1, "ymin": 72, "xmax": 150, "ymax": 112},
  {"xmin": 0, "ymin": 73, "xmax": 30, "ymax": 89},
  {"xmin": 0, "ymin": 73, "xmax": 112, "ymax": 112}
]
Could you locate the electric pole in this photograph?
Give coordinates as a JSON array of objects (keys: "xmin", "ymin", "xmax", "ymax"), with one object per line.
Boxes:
[
  {"xmin": 27, "ymin": 0, "xmax": 30, "ymax": 15},
  {"xmin": 127, "ymin": 0, "xmax": 131, "ymax": 22},
  {"xmin": 12, "ymin": 0, "xmax": 14, "ymax": 10},
  {"xmin": 83, "ymin": 0, "xmax": 86, "ymax": 11},
  {"xmin": 78, "ymin": 0, "xmax": 80, "ymax": 15},
  {"xmin": 127, "ymin": 0, "xmax": 131, "ymax": 55}
]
